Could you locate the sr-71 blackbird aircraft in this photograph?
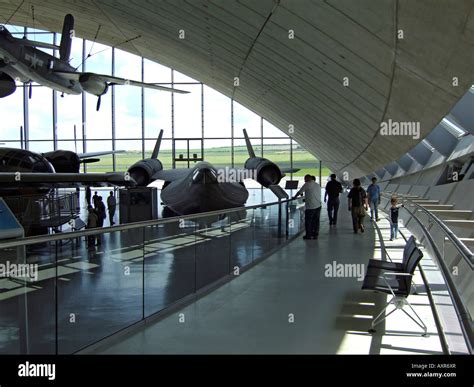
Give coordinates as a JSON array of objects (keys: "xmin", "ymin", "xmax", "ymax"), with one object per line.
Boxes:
[
  {"xmin": 0, "ymin": 129, "xmax": 297, "ymax": 223},
  {"xmin": 0, "ymin": 14, "xmax": 188, "ymax": 110},
  {"xmin": 126, "ymin": 129, "xmax": 298, "ymax": 216}
]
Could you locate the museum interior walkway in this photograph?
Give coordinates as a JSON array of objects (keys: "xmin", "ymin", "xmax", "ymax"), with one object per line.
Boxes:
[
  {"xmin": 1, "ymin": 187, "xmax": 471, "ymax": 355},
  {"xmin": 85, "ymin": 205, "xmax": 443, "ymax": 355}
]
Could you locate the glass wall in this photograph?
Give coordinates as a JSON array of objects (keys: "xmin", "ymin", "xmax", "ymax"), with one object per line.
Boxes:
[
  {"xmin": 0, "ymin": 26, "xmax": 326, "ymax": 178},
  {"xmin": 0, "ymin": 197, "xmax": 305, "ymax": 354}
]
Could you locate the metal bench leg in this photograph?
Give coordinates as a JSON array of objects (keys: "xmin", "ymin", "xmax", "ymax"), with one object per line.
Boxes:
[
  {"xmin": 369, "ymin": 296, "xmax": 397, "ymax": 333},
  {"xmin": 403, "ymin": 299, "xmax": 429, "ymax": 337}
]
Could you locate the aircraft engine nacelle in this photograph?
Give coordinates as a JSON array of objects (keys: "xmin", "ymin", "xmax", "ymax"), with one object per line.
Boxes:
[
  {"xmin": 128, "ymin": 159, "xmax": 163, "ymax": 186},
  {"xmin": 0, "ymin": 72, "xmax": 16, "ymax": 98},
  {"xmin": 244, "ymin": 157, "xmax": 282, "ymax": 187},
  {"xmin": 43, "ymin": 150, "xmax": 81, "ymax": 173},
  {"xmin": 79, "ymin": 73, "xmax": 109, "ymax": 96}
]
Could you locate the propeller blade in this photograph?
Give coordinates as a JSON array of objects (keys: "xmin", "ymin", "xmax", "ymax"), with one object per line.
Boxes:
[
  {"xmin": 96, "ymin": 95, "xmax": 101, "ymax": 111},
  {"xmin": 28, "ymin": 83, "xmax": 32, "ymax": 99}
]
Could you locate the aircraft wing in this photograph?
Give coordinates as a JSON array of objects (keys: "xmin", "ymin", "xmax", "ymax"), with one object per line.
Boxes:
[
  {"xmin": 152, "ymin": 169, "xmax": 192, "ymax": 182},
  {"xmin": 78, "ymin": 150, "xmax": 125, "ymax": 159},
  {"xmin": 280, "ymin": 168, "xmax": 300, "ymax": 174},
  {"xmin": 53, "ymin": 71, "xmax": 190, "ymax": 94},
  {"xmin": 0, "ymin": 172, "xmax": 135, "ymax": 187},
  {"xmin": 19, "ymin": 39, "xmax": 60, "ymax": 51}
]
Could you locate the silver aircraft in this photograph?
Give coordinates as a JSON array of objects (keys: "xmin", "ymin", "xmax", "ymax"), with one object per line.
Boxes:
[{"xmin": 0, "ymin": 14, "xmax": 188, "ymax": 110}]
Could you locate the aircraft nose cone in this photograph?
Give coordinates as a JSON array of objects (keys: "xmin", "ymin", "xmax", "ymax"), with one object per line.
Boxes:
[{"xmin": 192, "ymin": 167, "xmax": 218, "ymax": 184}]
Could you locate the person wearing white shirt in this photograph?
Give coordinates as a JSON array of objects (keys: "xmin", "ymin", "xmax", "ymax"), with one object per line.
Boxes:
[{"xmin": 293, "ymin": 174, "xmax": 322, "ymax": 239}]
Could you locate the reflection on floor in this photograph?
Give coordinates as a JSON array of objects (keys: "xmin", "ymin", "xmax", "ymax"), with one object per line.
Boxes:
[
  {"xmin": 89, "ymin": 198, "xmax": 443, "ymax": 354},
  {"xmin": 0, "ymin": 196, "xmax": 304, "ymax": 354}
]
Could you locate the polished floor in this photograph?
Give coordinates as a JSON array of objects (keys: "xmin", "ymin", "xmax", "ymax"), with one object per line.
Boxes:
[
  {"xmin": 89, "ymin": 202, "xmax": 443, "ymax": 354},
  {"xmin": 0, "ymin": 190, "xmax": 304, "ymax": 354}
]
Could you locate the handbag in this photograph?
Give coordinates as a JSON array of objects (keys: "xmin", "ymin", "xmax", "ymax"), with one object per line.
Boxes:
[{"xmin": 358, "ymin": 189, "xmax": 366, "ymax": 217}]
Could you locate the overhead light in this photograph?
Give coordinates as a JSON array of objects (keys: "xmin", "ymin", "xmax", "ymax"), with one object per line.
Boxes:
[
  {"xmin": 421, "ymin": 139, "xmax": 435, "ymax": 152},
  {"xmin": 441, "ymin": 117, "xmax": 468, "ymax": 138}
]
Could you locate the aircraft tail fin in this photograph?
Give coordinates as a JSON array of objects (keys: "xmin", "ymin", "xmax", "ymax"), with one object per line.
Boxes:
[
  {"xmin": 243, "ymin": 128, "xmax": 256, "ymax": 158},
  {"xmin": 60, "ymin": 14, "xmax": 74, "ymax": 61},
  {"xmin": 151, "ymin": 130, "xmax": 164, "ymax": 159}
]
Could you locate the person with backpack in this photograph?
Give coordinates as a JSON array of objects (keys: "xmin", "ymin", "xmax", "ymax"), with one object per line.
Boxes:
[{"xmin": 347, "ymin": 178, "xmax": 368, "ymax": 234}]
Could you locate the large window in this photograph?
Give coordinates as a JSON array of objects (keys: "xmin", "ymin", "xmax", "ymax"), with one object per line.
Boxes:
[
  {"xmin": 0, "ymin": 89, "xmax": 23, "ymax": 142},
  {"xmin": 144, "ymin": 60, "xmax": 172, "ymax": 141},
  {"xmin": 0, "ymin": 25, "xmax": 327, "ymax": 180},
  {"xmin": 84, "ymin": 42, "xmax": 112, "ymax": 141},
  {"xmin": 174, "ymin": 84, "xmax": 202, "ymax": 138},
  {"xmin": 233, "ymin": 101, "xmax": 261, "ymax": 138},
  {"xmin": 203, "ymin": 86, "xmax": 231, "ymax": 138},
  {"xmin": 115, "ymin": 49, "xmax": 142, "ymax": 140}
]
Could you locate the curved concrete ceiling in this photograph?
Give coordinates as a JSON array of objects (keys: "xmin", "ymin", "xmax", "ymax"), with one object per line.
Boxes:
[{"xmin": 1, "ymin": 0, "xmax": 473, "ymax": 177}]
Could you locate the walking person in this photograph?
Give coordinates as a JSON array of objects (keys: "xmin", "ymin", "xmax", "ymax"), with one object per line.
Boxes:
[
  {"xmin": 86, "ymin": 206, "xmax": 98, "ymax": 249},
  {"xmin": 324, "ymin": 173, "xmax": 343, "ymax": 226},
  {"xmin": 293, "ymin": 174, "xmax": 322, "ymax": 240},
  {"xmin": 348, "ymin": 178, "xmax": 368, "ymax": 234},
  {"xmin": 107, "ymin": 191, "xmax": 117, "ymax": 226},
  {"xmin": 367, "ymin": 177, "xmax": 381, "ymax": 221},
  {"xmin": 85, "ymin": 186, "xmax": 92, "ymax": 207},
  {"xmin": 95, "ymin": 196, "xmax": 107, "ymax": 245},
  {"xmin": 92, "ymin": 191, "xmax": 100, "ymax": 209},
  {"xmin": 389, "ymin": 197, "xmax": 404, "ymax": 241}
]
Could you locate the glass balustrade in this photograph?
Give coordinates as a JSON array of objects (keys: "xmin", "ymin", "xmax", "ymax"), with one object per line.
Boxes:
[{"xmin": 0, "ymin": 198, "xmax": 304, "ymax": 354}]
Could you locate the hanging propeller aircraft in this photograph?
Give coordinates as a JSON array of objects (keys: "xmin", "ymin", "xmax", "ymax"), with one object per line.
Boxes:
[{"xmin": 0, "ymin": 13, "xmax": 189, "ymax": 110}]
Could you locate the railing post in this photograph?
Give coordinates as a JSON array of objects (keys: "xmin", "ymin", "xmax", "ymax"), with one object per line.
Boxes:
[{"xmin": 277, "ymin": 199, "xmax": 282, "ymax": 239}]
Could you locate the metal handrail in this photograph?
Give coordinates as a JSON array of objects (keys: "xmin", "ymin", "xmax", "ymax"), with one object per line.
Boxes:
[
  {"xmin": 370, "ymin": 212, "xmax": 450, "ymax": 353},
  {"xmin": 0, "ymin": 196, "xmax": 302, "ymax": 249},
  {"xmin": 378, "ymin": 215, "xmax": 451, "ymax": 354},
  {"xmin": 381, "ymin": 193, "xmax": 474, "ymax": 270},
  {"xmin": 412, "ymin": 203, "xmax": 474, "ymax": 269},
  {"xmin": 401, "ymin": 204, "xmax": 473, "ymax": 353}
]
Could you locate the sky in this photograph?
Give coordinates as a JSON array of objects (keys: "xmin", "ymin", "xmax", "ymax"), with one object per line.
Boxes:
[{"xmin": 1, "ymin": 25, "xmax": 290, "ymax": 154}]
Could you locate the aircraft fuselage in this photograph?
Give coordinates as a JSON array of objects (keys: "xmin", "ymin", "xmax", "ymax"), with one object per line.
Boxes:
[
  {"xmin": 160, "ymin": 161, "xmax": 249, "ymax": 216},
  {"xmin": 0, "ymin": 29, "xmax": 82, "ymax": 95}
]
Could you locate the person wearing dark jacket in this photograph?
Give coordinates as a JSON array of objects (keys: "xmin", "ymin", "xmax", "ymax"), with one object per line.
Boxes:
[
  {"xmin": 107, "ymin": 191, "xmax": 117, "ymax": 226},
  {"xmin": 95, "ymin": 196, "xmax": 107, "ymax": 245},
  {"xmin": 324, "ymin": 174, "xmax": 343, "ymax": 226},
  {"xmin": 85, "ymin": 186, "xmax": 92, "ymax": 206},
  {"xmin": 347, "ymin": 179, "xmax": 368, "ymax": 234},
  {"xmin": 86, "ymin": 206, "xmax": 98, "ymax": 248},
  {"xmin": 92, "ymin": 191, "xmax": 100, "ymax": 209}
]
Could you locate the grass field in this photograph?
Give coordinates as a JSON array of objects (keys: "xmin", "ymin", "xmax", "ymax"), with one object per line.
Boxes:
[{"xmin": 86, "ymin": 145, "xmax": 332, "ymax": 177}]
